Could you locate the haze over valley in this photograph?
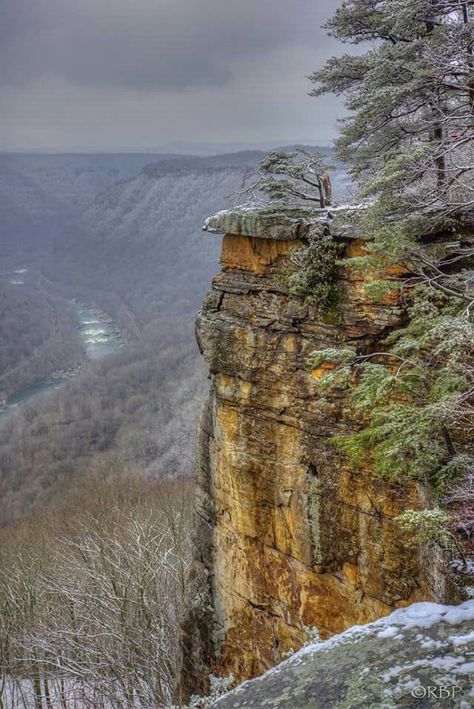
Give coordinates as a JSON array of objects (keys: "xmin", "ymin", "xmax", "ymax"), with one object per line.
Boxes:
[
  {"xmin": 0, "ymin": 148, "xmax": 345, "ymax": 522},
  {"xmin": 0, "ymin": 151, "xmax": 240, "ymax": 517}
]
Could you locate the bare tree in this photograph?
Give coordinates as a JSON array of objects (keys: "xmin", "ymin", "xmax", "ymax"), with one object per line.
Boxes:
[
  {"xmin": 0, "ymin": 472, "xmax": 192, "ymax": 708},
  {"xmin": 237, "ymin": 149, "xmax": 333, "ymax": 209}
]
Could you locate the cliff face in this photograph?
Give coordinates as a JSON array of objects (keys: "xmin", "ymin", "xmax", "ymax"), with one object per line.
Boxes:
[{"xmin": 184, "ymin": 207, "xmax": 460, "ymax": 690}]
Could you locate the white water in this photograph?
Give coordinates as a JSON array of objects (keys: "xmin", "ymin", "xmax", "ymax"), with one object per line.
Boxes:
[{"xmin": 0, "ymin": 299, "xmax": 121, "ymax": 418}]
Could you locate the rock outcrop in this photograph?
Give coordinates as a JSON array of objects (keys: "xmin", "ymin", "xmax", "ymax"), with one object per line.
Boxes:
[
  {"xmin": 210, "ymin": 600, "xmax": 474, "ymax": 708},
  {"xmin": 183, "ymin": 206, "xmax": 462, "ymax": 693}
]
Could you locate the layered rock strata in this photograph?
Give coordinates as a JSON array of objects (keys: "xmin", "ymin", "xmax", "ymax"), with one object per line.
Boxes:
[{"xmin": 183, "ymin": 206, "xmax": 460, "ymax": 691}]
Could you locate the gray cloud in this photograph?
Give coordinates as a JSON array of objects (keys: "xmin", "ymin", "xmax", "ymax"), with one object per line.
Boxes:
[
  {"xmin": 0, "ymin": 0, "xmax": 335, "ymax": 90},
  {"xmin": 0, "ymin": 0, "xmax": 344, "ymax": 151}
]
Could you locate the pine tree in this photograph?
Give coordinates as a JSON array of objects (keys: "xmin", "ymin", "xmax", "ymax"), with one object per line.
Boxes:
[
  {"xmin": 308, "ymin": 1, "xmax": 474, "ymax": 560},
  {"xmin": 312, "ymin": 0, "xmax": 474, "ymax": 236}
]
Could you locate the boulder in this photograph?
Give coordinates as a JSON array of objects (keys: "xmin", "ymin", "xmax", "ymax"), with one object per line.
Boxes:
[{"xmin": 211, "ymin": 601, "xmax": 474, "ymax": 708}]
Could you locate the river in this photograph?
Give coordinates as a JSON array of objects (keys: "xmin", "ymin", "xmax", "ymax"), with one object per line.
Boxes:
[{"xmin": 0, "ymin": 293, "xmax": 121, "ymax": 418}]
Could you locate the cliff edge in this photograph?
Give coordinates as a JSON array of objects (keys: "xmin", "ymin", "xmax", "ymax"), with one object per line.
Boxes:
[{"xmin": 182, "ymin": 206, "xmax": 463, "ymax": 694}]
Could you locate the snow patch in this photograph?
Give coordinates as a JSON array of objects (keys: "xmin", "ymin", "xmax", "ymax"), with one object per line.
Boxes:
[
  {"xmin": 387, "ymin": 600, "xmax": 474, "ymax": 630},
  {"xmin": 420, "ymin": 639, "xmax": 444, "ymax": 650},
  {"xmin": 449, "ymin": 631, "xmax": 474, "ymax": 648},
  {"xmin": 377, "ymin": 626, "xmax": 400, "ymax": 639},
  {"xmin": 458, "ymin": 662, "xmax": 474, "ymax": 674}
]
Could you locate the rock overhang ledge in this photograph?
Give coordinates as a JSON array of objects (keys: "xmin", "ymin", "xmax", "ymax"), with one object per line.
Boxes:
[{"xmin": 203, "ymin": 204, "xmax": 363, "ymax": 241}]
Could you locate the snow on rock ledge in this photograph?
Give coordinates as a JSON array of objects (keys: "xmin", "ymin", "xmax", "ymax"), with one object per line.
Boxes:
[
  {"xmin": 203, "ymin": 205, "xmax": 363, "ymax": 240},
  {"xmin": 211, "ymin": 601, "xmax": 474, "ymax": 708},
  {"xmin": 203, "ymin": 206, "xmax": 327, "ymax": 240}
]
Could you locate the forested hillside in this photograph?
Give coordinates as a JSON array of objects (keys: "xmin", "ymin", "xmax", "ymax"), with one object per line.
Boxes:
[
  {"xmin": 0, "ymin": 153, "xmax": 169, "ymax": 264},
  {"xmin": 49, "ymin": 153, "xmax": 266, "ymax": 329},
  {"xmin": 0, "ymin": 283, "xmax": 83, "ymax": 398},
  {"xmin": 0, "ymin": 320, "xmax": 205, "ymax": 523},
  {"xmin": 0, "ymin": 150, "xmax": 276, "ymax": 520},
  {"xmin": 0, "ymin": 469, "xmax": 193, "ymax": 707},
  {"xmin": 0, "ymin": 148, "xmax": 345, "ymax": 520}
]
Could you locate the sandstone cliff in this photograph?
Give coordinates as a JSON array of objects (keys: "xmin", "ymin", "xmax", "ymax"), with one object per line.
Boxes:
[{"xmin": 183, "ymin": 206, "xmax": 462, "ymax": 693}]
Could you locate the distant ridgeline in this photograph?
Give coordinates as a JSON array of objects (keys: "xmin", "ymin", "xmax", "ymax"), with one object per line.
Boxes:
[{"xmin": 182, "ymin": 204, "xmax": 474, "ymax": 695}]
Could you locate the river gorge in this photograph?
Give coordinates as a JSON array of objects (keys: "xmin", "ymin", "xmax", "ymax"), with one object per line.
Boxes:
[{"xmin": 0, "ymin": 278, "xmax": 121, "ymax": 418}]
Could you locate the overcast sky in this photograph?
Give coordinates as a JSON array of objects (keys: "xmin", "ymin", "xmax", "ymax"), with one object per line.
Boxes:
[{"xmin": 0, "ymin": 0, "xmax": 344, "ymax": 152}]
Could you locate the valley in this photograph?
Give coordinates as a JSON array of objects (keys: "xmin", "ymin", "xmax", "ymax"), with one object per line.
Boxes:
[
  {"xmin": 0, "ymin": 149, "xmax": 286, "ymax": 521},
  {"xmin": 0, "ymin": 301, "xmax": 121, "ymax": 419}
]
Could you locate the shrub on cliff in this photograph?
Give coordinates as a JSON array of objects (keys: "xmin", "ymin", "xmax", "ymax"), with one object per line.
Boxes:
[
  {"xmin": 281, "ymin": 226, "xmax": 344, "ymax": 313},
  {"xmin": 310, "ymin": 289, "xmax": 473, "ymax": 487}
]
